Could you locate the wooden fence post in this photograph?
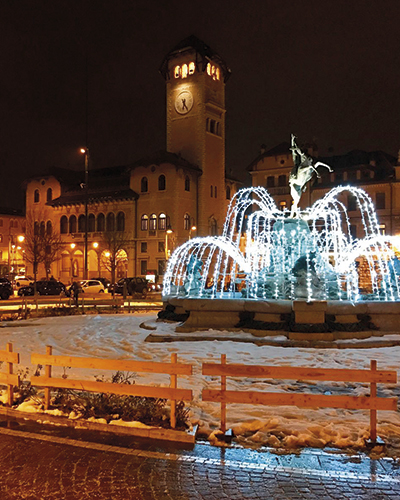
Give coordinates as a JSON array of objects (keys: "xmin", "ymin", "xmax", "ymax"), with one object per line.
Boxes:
[
  {"xmin": 370, "ymin": 359, "xmax": 377, "ymax": 443},
  {"xmin": 6, "ymin": 343, "xmax": 14, "ymax": 407},
  {"xmin": 44, "ymin": 345, "xmax": 52, "ymax": 410},
  {"xmin": 170, "ymin": 353, "xmax": 177, "ymax": 429},
  {"xmin": 221, "ymin": 354, "xmax": 227, "ymax": 433}
]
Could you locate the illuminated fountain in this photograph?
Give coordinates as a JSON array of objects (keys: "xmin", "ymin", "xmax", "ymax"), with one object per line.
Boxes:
[{"xmin": 161, "ymin": 137, "xmax": 400, "ymax": 338}]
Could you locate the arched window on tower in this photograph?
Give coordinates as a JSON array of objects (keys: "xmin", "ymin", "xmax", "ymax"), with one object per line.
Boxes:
[
  {"xmin": 141, "ymin": 177, "xmax": 148, "ymax": 193},
  {"xmin": 97, "ymin": 213, "xmax": 105, "ymax": 232},
  {"xmin": 117, "ymin": 212, "xmax": 125, "ymax": 231},
  {"xmin": 34, "ymin": 189, "xmax": 40, "ymax": 203},
  {"xmin": 60, "ymin": 216, "xmax": 68, "ymax": 234},
  {"xmin": 106, "ymin": 213, "xmax": 115, "ymax": 232},
  {"xmin": 184, "ymin": 176, "xmax": 190, "ymax": 191},
  {"xmin": 69, "ymin": 215, "xmax": 77, "ymax": 234},
  {"xmin": 46, "ymin": 220, "xmax": 52, "ymax": 235},
  {"xmin": 34, "ymin": 221, "xmax": 39, "ymax": 236},
  {"xmin": 40, "ymin": 221, "xmax": 45, "ymax": 237},
  {"xmin": 226, "ymin": 186, "xmax": 231, "ymax": 200},
  {"xmin": 158, "ymin": 175, "xmax": 166, "ymax": 191},
  {"xmin": 141, "ymin": 215, "xmax": 148, "ymax": 231},
  {"xmin": 46, "ymin": 188, "xmax": 52, "ymax": 202},
  {"xmin": 88, "ymin": 214, "xmax": 95, "ymax": 232},
  {"xmin": 78, "ymin": 214, "xmax": 86, "ymax": 233}
]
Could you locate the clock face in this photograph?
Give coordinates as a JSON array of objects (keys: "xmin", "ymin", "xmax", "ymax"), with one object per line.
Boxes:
[{"xmin": 175, "ymin": 90, "xmax": 193, "ymax": 114}]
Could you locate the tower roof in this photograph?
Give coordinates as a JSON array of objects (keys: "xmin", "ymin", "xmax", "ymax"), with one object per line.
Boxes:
[{"xmin": 159, "ymin": 35, "xmax": 231, "ymax": 82}]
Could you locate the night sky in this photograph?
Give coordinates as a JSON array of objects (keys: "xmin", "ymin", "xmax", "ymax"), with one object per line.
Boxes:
[{"xmin": 1, "ymin": 0, "xmax": 400, "ymax": 209}]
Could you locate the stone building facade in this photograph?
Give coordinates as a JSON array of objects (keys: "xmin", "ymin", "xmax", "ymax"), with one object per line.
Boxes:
[{"xmin": 0, "ymin": 208, "xmax": 25, "ymax": 276}]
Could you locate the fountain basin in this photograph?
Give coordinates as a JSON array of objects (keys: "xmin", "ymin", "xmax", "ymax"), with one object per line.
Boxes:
[{"xmin": 161, "ymin": 296, "xmax": 400, "ymax": 341}]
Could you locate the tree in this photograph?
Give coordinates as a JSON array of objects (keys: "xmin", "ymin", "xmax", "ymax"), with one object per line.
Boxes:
[
  {"xmin": 24, "ymin": 212, "xmax": 65, "ymax": 283},
  {"xmin": 101, "ymin": 230, "xmax": 129, "ymax": 288}
]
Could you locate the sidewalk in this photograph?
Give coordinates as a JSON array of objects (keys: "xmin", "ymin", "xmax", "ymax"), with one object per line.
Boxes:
[{"xmin": 0, "ymin": 419, "xmax": 399, "ymax": 499}]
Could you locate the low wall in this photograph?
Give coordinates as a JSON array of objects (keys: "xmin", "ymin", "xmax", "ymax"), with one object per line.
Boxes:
[{"xmin": 162, "ymin": 296, "xmax": 400, "ymax": 340}]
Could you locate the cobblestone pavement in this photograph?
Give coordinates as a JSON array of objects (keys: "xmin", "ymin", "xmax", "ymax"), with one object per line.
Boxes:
[{"xmin": 0, "ymin": 426, "xmax": 399, "ymax": 499}]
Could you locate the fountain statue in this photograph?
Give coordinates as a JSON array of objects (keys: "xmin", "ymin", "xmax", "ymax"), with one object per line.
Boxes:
[{"xmin": 163, "ymin": 137, "xmax": 400, "ymax": 305}]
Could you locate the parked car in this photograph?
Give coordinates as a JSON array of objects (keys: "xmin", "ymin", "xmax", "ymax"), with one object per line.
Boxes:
[
  {"xmin": 109, "ymin": 277, "xmax": 149, "ymax": 297},
  {"xmin": 92, "ymin": 277, "xmax": 111, "ymax": 291},
  {"xmin": 18, "ymin": 280, "xmax": 66, "ymax": 296},
  {"xmin": 66, "ymin": 280, "xmax": 105, "ymax": 296},
  {"xmin": 0, "ymin": 278, "xmax": 13, "ymax": 300},
  {"xmin": 13, "ymin": 275, "xmax": 34, "ymax": 289}
]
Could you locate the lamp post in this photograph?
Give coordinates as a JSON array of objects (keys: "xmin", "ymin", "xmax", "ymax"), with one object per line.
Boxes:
[
  {"xmin": 70, "ymin": 242, "xmax": 76, "ymax": 283},
  {"xmin": 93, "ymin": 242, "xmax": 101, "ymax": 276},
  {"xmin": 165, "ymin": 219, "xmax": 173, "ymax": 261},
  {"xmin": 80, "ymin": 148, "xmax": 89, "ymax": 279},
  {"xmin": 189, "ymin": 219, "xmax": 197, "ymax": 240}
]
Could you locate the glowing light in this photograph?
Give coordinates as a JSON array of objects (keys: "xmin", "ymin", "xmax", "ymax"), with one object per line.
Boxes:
[
  {"xmin": 163, "ymin": 185, "xmax": 400, "ymax": 302},
  {"xmin": 70, "ymin": 243, "xmax": 76, "ymax": 249},
  {"xmin": 181, "ymin": 64, "xmax": 188, "ymax": 78},
  {"xmin": 174, "ymin": 66, "xmax": 180, "ymax": 78},
  {"xmin": 93, "ymin": 242, "xmax": 99, "ymax": 249}
]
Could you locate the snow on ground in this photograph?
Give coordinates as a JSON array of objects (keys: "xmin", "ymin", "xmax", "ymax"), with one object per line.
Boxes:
[{"xmin": 1, "ymin": 313, "xmax": 400, "ymax": 454}]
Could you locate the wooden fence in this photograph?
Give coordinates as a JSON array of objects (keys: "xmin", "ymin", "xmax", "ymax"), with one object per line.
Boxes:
[
  {"xmin": 0, "ymin": 343, "xmax": 20, "ymax": 406},
  {"xmin": 202, "ymin": 356, "xmax": 398, "ymax": 441},
  {"xmin": 30, "ymin": 346, "xmax": 193, "ymax": 428}
]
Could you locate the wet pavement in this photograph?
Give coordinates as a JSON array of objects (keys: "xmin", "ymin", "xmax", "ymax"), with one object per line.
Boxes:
[{"xmin": 0, "ymin": 420, "xmax": 399, "ymax": 499}]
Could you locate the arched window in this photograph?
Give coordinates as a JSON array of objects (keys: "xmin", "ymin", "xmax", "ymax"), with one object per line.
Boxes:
[
  {"xmin": 34, "ymin": 189, "xmax": 40, "ymax": 203},
  {"xmin": 141, "ymin": 177, "xmax": 148, "ymax": 193},
  {"xmin": 46, "ymin": 220, "xmax": 52, "ymax": 235},
  {"xmin": 278, "ymin": 175, "xmax": 286, "ymax": 187},
  {"xmin": 88, "ymin": 213, "xmax": 95, "ymax": 232},
  {"xmin": 106, "ymin": 212, "xmax": 115, "ymax": 232},
  {"xmin": 158, "ymin": 213, "xmax": 166, "ymax": 231},
  {"xmin": 184, "ymin": 176, "xmax": 190, "ymax": 191},
  {"xmin": 267, "ymin": 176, "xmax": 275, "ymax": 188},
  {"xmin": 149, "ymin": 214, "xmax": 157, "ymax": 231},
  {"xmin": 97, "ymin": 213, "xmax": 105, "ymax": 232},
  {"xmin": 226, "ymin": 186, "xmax": 231, "ymax": 200},
  {"xmin": 184, "ymin": 213, "xmax": 190, "ymax": 230},
  {"xmin": 69, "ymin": 215, "xmax": 77, "ymax": 234},
  {"xmin": 46, "ymin": 188, "xmax": 52, "ymax": 203},
  {"xmin": 40, "ymin": 221, "xmax": 45, "ymax": 237},
  {"xmin": 141, "ymin": 214, "xmax": 148, "ymax": 231},
  {"xmin": 210, "ymin": 218, "xmax": 217, "ymax": 236},
  {"xmin": 117, "ymin": 212, "xmax": 125, "ymax": 231},
  {"xmin": 34, "ymin": 221, "xmax": 39, "ymax": 236},
  {"xmin": 158, "ymin": 175, "xmax": 166, "ymax": 191},
  {"xmin": 78, "ymin": 214, "xmax": 86, "ymax": 232},
  {"xmin": 60, "ymin": 216, "xmax": 68, "ymax": 234}
]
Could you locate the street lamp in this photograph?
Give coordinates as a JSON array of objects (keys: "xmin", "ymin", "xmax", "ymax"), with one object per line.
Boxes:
[
  {"xmin": 80, "ymin": 147, "xmax": 89, "ymax": 280},
  {"xmin": 165, "ymin": 220, "xmax": 173, "ymax": 261},
  {"xmin": 93, "ymin": 242, "xmax": 101, "ymax": 276},
  {"xmin": 70, "ymin": 243, "xmax": 76, "ymax": 283},
  {"xmin": 189, "ymin": 219, "xmax": 197, "ymax": 239}
]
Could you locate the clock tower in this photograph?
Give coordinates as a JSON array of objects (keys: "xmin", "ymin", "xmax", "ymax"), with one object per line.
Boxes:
[{"xmin": 160, "ymin": 36, "xmax": 231, "ymax": 236}]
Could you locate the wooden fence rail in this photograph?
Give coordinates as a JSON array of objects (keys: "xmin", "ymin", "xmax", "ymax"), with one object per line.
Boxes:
[
  {"xmin": 202, "ymin": 357, "xmax": 398, "ymax": 441},
  {"xmin": 0, "ymin": 343, "xmax": 20, "ymax": 406},
  {"xmin": 31, "ymin": 346, "xmax": 193, "ymax": 428}
]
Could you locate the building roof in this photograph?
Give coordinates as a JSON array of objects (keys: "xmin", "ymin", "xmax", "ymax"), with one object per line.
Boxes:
[
  {"xmin": 246, "ymin": 142, "xmax": 291, "ymax": 171},
  {"xmin": 129, "ymin": 150, "xmax": 202, "ymax": 174},
  {"xmin": 159, "ymin": 35, "xmax": 231, "ymax": 82}
]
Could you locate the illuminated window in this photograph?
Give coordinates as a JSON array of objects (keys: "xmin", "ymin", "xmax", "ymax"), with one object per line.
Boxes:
[
  {"xmin": 188, "ymin": 62, "xmax": 195, "ymax": 75},
  {"xmin": 149, "ymin": 214, "xmax": 157, "ymax": 231},
  {"xmin": 158, "ymin": 213, "xmax": 166, "ymax": 230},
  {"xmin": 141, "ymin": 215, "xmax": 148, "ymax": 231},
  {"xmin": 379, "ymin": 224, "xmax": 386, "ymax": 235},
  {"xmin": 215, "ymin": 67, "xmax": 220, "ymax": 80},
  {"xmin": 182, "ymin": 64, "xmax": 188, "ymax": 78},
  {"xmin": 207, "ymin": 63, "xmax": 211, "ymax": 76},
  {"xmin": 174, "ymin": 66, "xmax": 180, "ymax": 78},
  {"xmin": 280, "ymin": 201, "xmax": 287, "ymax": 211},
  {"xmin": 0, "ymin": 235, "xmax": 2, "ymax": 243}
]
